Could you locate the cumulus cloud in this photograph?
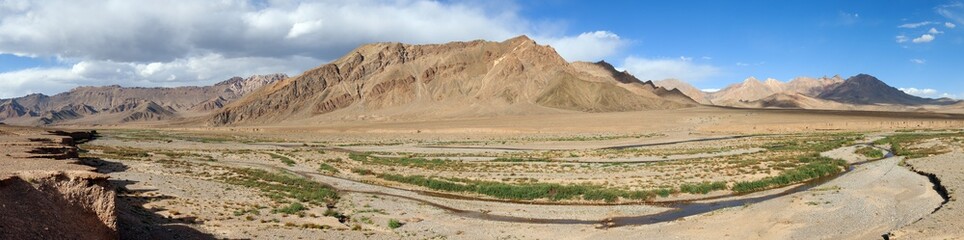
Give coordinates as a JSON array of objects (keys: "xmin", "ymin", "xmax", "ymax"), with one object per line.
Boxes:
[
  {"xmin": 899, "ymin": 87, "xmax": 937, "ymax": 96},
  {"xmin": 948, "ymin": 22, "xmax": 958, "ymax": 28},
  {"xmin": 0, "ymin": 54, "xmax": 323, "ymax": 98},
  {"xmin": 537, "ymin": 31, "xmax": 629, "ymax": 62},
  {"xmin": 928, "ymin": 27, "xmax": 944, "ymax": 34},
  {"xmin": 898, "ymin": 21, "xmax": 936, "ymax": 28},
  {"xmin": 913, "ymin": 34, "xmax": 936, "ymax": 43},
  {"xmin": 899, "ymin": 87, "xmax": 956, "ymax": 98},
  {"xmin": 0, "ymin": 0, "xmax": 633, "ymax": 98},
  {"xmin": 910, "ymin": 59, "xmax": 926, "ymax": 64},
  {"xmin": 620, "ymin": 56, "xmax": 721, "ymax": 82}
]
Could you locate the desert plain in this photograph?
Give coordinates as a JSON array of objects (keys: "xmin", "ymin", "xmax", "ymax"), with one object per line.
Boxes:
[{"xmin": 3, "ymin": 106, "xmax": 958, "ymax": 239}]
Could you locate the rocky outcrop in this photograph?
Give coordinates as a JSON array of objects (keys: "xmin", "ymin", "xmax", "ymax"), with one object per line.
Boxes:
[{"xmin": 0, "ymin": 126, "xmax": 116, "ymax": 239}]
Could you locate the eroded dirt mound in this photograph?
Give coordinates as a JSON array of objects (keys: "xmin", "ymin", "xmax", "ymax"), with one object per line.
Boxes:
[{"xmin": 0, "ymin": 126, "xmax": 117, "ymax": 240}]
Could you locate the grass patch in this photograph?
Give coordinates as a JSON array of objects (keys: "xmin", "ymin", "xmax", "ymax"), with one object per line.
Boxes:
[
  {"xmin": 732, "ymin": 156, "xmax": 846, "ymax": 193},
  {"xmin": 318, "ymin": 163, "xmax": 339, "ymax": 174},
  {"xmin": 377, "ymin": 173, "xmax": 673, "ymax": 202},
  {"xmin": 220, "ymin": 168, "xmax": 338, "ymax": 206},
  {"xmin": 854, "ymin": 146, "xmax": 884, "ymax": 159},
  {"xmin": 267, "ymin": 152, "xmax": 296, "ymax": 166},
  {"xmin": 272, "ymin": 202, "xmax": 306, "ymax": 214},
  {"xmin": 679, "ymin": 181, "xmax": 728, "ymax": 194},
  {"xmin": 874, "ymin": 132, "xmax": 959, "ymax": 159}
]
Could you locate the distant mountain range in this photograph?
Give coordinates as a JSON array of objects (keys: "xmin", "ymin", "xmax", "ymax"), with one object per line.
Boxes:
[
  {"xmin": 0, "ymin": 74, "xmax": 286, "ymax": 125},
  {"xmin": 655, "ymin": 74, "xmax": 960, "ymax": 111},
  {"xmin": 1, "ymin": 36, "xmax": 960, "ymax": 127}
]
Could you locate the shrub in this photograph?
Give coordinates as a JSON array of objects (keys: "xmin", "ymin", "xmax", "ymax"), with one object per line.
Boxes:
[
  {"xmin": 273, "ymin": 202, "xmax": 306, "ymax": 214},
  {"xmin": 388, "ymin": 219, "xmax": 403, "ymax": 229},
  {"xmin": 854, "ymin": 147, "xmax": 884, "ymax": 159},
  {"xmin": 318, "ymin": 163, "xmax": 339, "ymax": 174},
  {"xmin": 267, "ymin": 152, "xmax": 296, "ymax": 166},
  {"xmin": 732, "ymin": 157, "xmax": 845, "ymax": 193},
  {"xmin": 679, "ymin": 181, "xmax": 727, "ymax": 194}
]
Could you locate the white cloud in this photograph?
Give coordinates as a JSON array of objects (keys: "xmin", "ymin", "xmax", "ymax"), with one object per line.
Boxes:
[
  {"xmin": 938, "ymin": 2, "xmax": 964, "ymax": 26},
  {"xmin": 0, "ymin": 0, "xmax": 633, "ymax": 97},
  {"xmin": 910, "ymin": 59, "xmax": 926, "ymax": 64},
  {"xmin": 896, "ymin": 35, "xmax": 909, "ymax": 43},
  {"xmin": 0, "ymin": 54, "xmax": 322, "ymax": 98},
  {"xmin": 912, "ymin": 34, "xmax": 936, "ymax": 43},
  {"xmin": 620, "ymin": 56, "xmax": 721, "ymax": 82},
  {"xmin": 898, "ymin": 21, "xmax": 936, "ymax": 28},
  {"xmin": 679, "ymin": 56, "xmax": 693, "ymax": 61},
  {"xmin": 928, "ymin": 27, "xmax": 944, "ymax": 34},
  {"xmin": 948, "ymin": 22, "xmax": 958, "ymax": 28},
  {"xmin": 899, "ymin": 87, "xmax": 955, "ymax": 98},
  {"xmin": 536, "ymin": 31, "xmax": 628, "ymax": 62},
  {"xmin": 736, "ymin": 62, "xmax": 750, "ymax": 66}
]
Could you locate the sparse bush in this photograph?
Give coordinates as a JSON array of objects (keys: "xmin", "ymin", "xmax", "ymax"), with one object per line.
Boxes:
[
  {"xmin": 854, "ymin": 147, "xmax": 884, "ymax": 159},
  {"xmin": 388, "ymin": 219, "xmax": 403, "ymax": 229},
  {"xmin": 273, "ymin": 202, "xmax": 307, "ymax": 214},
  {"xmin": 679, "ymin": 181, "xmax": 727, "ymax": 194}
]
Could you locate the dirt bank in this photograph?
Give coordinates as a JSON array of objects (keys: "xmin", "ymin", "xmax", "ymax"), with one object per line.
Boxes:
[{"xmin": 0, "ymin": 126, "xmax": 117, "ymax": 240}]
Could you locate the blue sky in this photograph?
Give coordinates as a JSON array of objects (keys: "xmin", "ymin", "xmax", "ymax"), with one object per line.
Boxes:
[{"xmin": 0, "ymin": 0, "xmax": 962, "ymax": 98}]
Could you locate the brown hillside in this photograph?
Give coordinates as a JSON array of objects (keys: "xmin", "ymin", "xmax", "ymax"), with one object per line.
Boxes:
[{"xmin": 211, "ymin": 36, "xmax": 696, "ymax": 125}]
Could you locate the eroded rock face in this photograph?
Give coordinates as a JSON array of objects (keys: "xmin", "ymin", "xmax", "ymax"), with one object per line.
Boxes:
[
  {"xmin": 0, "ymin": 174, "xmax": 117, "ymax": 240},
  {"xmin": 0, "ymin": 126, "xmax": 117, "ymax": 240}
]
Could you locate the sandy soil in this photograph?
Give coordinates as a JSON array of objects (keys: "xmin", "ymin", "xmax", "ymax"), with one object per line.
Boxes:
[{"xmin": 889, "ymin": 151, "xmax": 964, "ymax": 239}]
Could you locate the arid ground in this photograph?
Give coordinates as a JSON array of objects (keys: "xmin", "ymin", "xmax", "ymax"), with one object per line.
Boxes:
[{"xmin": 24, "ymin": 106, "xmax": 956, "ymax": 239}]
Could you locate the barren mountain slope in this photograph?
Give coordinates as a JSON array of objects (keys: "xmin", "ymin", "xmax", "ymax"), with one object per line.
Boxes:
[
  {"xmin": 708, "ymin": 77, "xmax": 786, "ymax": 105},
  {"xmin": 653, "ymin": 79, "xmax": 711, "ymax": 104},
  {"xmin": 818, "ymin": 74, "xmax": 944, "ymax": 105},
  {"xmin": 211, "ymin": 36, "xmax": 696, "ymax": 125},
  {"xmin": 0, "ymin": 74, "xmax": 286, "ymax": 125}
]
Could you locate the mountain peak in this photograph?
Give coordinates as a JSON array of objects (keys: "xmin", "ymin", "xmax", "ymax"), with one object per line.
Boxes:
[
  {"xmin": 817, "ymin": 74, "xmax": 935, "ymax": 105},
  {"xmin": 504, "ymin": 35, "xmax": 534, "ymax": 44}
]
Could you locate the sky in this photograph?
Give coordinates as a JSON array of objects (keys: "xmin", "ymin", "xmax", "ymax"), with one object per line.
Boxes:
[{"xmin": 0, "ymin": 0, "xmax": 962, "ymax": 99}]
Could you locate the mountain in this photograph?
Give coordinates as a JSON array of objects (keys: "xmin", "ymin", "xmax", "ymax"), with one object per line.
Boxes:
[
  {"xmin": 0, "ymin": 74, "xmax": 286, "ymax": 125},
  {"xmin": 210, "ymin": 36, "xmax": 697, "ymax": 125},
  {"xmin": 654, "ymin": 79, "xmax": 711, "ymax": 105},
  {"xmin": 707, "ymin": 76, "xmax": 845, "ymax": 106},
  {"xmin": 817, "ymin": 74, "xmax": 941, "ymax": 105}
]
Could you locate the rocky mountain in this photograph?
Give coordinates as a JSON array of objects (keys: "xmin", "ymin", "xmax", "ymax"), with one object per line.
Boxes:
[
  {"xmin": 0, "ymin": 74, "xmax": 286, "ymax": 125},
  {"xmin": 654, "ymin": 79, "xmax": 711, "ymax": 105},
  {"xmin": 707, "ymin": 76, "xmax": 844, "ymax": 106},
  {"xmin": 210, "ymin": 36, "xmax": 698, "ymax": 125},
  {"xmin": 817, "ymin": 74, "xmax": 940, "ymax": 105}
]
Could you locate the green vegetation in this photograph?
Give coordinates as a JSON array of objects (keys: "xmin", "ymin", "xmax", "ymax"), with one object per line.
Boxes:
[
  {"xmin": 491, "ymin": 157, "xmax": 551, "ymax": 162},
  {"xmin": 388, "ymin": 219, "xmax": 403, "ymax": 229},
  {"xmin": 732, "ymin": 156, "xmax": 846, "ymax": 193},
  {"xmin": 318, "ymin": 163, "xmax": 339, "ymax": 174},
  {"xmin": 377, "ymin": 173, "xmax": 672, "ymax": 202},
  {"xmin": 679, "ymin": 181, "xmax": 728, "ymax": 194},
  {"xmin": 874, "ymin": 132, "xmax": 960, "ymax": 159},
  {"xmin": 273, "ymin": 202, "xmax": 306, "ymax": 214},
  {"xmin": 352, "ymin": 168, "xmax": 373, "ymax": 175},
  {"xmin": 854, "ymin": 146, "xmax": 884, "ymax": 159},
  {"xmin": 267, "ymin": 152, "xmax": 296, "ymax": 166},
  {"xmin": 220, "ymin": 168, "xmax": 338, "ymax": 206}
]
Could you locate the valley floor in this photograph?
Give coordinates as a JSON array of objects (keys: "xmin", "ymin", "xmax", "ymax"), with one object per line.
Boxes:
[{"xmin": 47, "ymin": 107, "xmax": 964, "ymax": 239}]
